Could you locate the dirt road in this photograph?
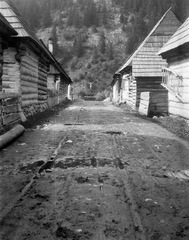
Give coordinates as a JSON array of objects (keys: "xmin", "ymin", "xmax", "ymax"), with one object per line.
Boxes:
[{"xmin": 0, "ymin": 100, "xmax": 189, "ymax": 240}]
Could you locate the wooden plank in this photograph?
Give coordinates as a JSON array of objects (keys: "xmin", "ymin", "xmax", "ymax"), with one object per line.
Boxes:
[
  {"xmin": 134, "ymin": 56, "xmax": 166, "ymax": 61},
  {"xmin": 150, "ymin": 102, "xmax": 168, "ymax": 107},
  {"xmin": 38, "ymin": 85, "xmax": 47, "ymax": 92},
  {"xmin": 22, "ymin": 100, "xmax": 38, "ymax": 107},
  {"xmin": 2, "ymin": 104, "xmax": 18, "ymax": 114},
  {"xmin": 169, "ymin": 106, "xmax": 189, "ymax": 119},
  {"xmin": 22, "ymin": 57, "xmax": 38, "ymax": 69},
  {"xmin": 21, "ymin": 80, "xmax": 37, "ymax": 88},
  {"xmin": 38, "ymin": 71, "xmax": 47, "ymax": 78},
  {"xmin": 134, "ymin": 64, "xmax": 165, "ymax": 69},
  {"xmin": 134, "ymin": 72, "xmax": 163, "ymax": 77},
  {"xmin": 22, "ymin": 93, "xmax": 38, "ymax": 100},
  {"xmin": 38, "ymin": 95, "xmax": 47, "ymax": 100},
  {"xmin": 21, "ymin": 69, "xmax": 38, "ymax": 79},
  {"xmin": 2, "ymin": 113, "xmax": 20, "ymax": 126},
  {"xmin": 0, "ymin": 92, "xmax": 21, "ymax": 100},
  {"xmin": 169, "ymin": 93, "xmax": 189, "ymax": 103},
  {"xmin": 21, "ymin": 86, "xmax": 38, "ymax": 94},
  {"xmin": 169, "ymin": 101, "xmax": 189, "ymax": 110}
]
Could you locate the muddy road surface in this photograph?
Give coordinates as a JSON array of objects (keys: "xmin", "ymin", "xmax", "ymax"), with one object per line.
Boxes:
[{"xmin": 0, "ymin": 100, "xmax": 189, "ymax": 240}]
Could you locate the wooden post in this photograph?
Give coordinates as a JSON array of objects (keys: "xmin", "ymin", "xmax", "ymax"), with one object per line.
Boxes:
[
  {"xmin": 0, "ymin": 124, "xmax": 25, "ymax": 150},
  {"xmin": 67, "ymin": 84, "xmax": 71, "ymax": 100}
]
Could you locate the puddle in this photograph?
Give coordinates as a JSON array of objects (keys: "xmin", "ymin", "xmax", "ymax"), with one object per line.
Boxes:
[
  {"xmin": 75, "ymin": 176, "xmax": 89, "ymax": 183},
  {"xmin": 54, "ymin": 157, "xmax": 112, "ymax": 169},
  {"xmin": 54, "ymin": 158, "xmax": 91, "ymax": 169},
  {"xmin": 91, "ymin": 157, "xmax": 97, "ymax": 167},
  {"xmin": 98, "ymin": 158, "xmax": 113, "ymax": 167},
  {"xmin": 53, "ymin": 158, "xmax": 123, "ymax": 169},
  {"xmin": 56, "ymin": 226, "xmax": 81, "ymax": 239},
  {"xmin": 64, "ymin": 123, "xmax": 84, "ymax": 126},
  {"xmin": 21, "ymin": 157, "xmax": 125, "ymax": 173},
  {"xmin": 38, "ymin": 160, "xmax": 54, "ymax": 173},
  {"xmin": 104, "ymin": 131, "xmax": 122, "ymax": 135},
  {"xmin": 114, "ymin": 158, "xmax": 124, "ymax": 169}
]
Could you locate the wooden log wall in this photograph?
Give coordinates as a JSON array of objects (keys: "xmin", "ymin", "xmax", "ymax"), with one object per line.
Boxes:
[
  {"xmin": 149, "ymin": 92, "xmax": 168, "ymax": 116},
  {"xmin": 119, "ymin": 74, "xmax": 136, "ymax": 108},
  {"xmin": 0, "ymin": 92, "xmax": 22, "ymax": 131},
  {"xmin": 138, "ymin": 91, "xmax": 168, "ymax": 117},
  {"xmin": 20, "ymin": 46, "xmax": 38, "ymax": 107},
  {"xmin": 2, "ymin": 48, "xmax": 21, "ymax": 93},
  {"xmin": 128, "ymin": 76, "xmax": 137, "ymax": 109},
  {"xmin": 0, "ymin": 38, "xmax": 3, "ymax": 92},
  {"xmin": 38, "ymin": 59, "xmax": 48, "ymax": 104},
  {"xmin": 136, "ymin": 77, "xmax": 168, "ymax": 115},
  {"xmin": 167, "ymin": 57, "xmax": 189, "ymax": 119}
]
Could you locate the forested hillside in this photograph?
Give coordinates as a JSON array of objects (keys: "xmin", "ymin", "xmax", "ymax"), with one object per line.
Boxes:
[{"xmin": 9, "ymin": 0, "xmax": 189, "ymax": 96}]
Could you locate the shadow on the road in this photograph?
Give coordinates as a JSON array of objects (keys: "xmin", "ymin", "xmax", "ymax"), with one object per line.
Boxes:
[{"xmin": 22, "ymin": 100, "xmax": 72, "ymax": 129}]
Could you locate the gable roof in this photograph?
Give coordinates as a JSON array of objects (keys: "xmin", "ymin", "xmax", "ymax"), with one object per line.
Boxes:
[
  {"xmin": 0, "ymin": 0, "xmax": 72, "ymax": 84},
  {"xmin": 0, "ymin": 12, "xmax": 17, "ymax": 36},
  {"xmin": 40, "ymin": 40, "xmax": 72, "ymax": 84},
  {"xmin": 158, "ymin": 17, "xmax": 189, "ymax": 56},
  {"xmin": 0, "ymin": 0, "xmax": 39, "ymax": 40},
  {"xmin": 116, "ymin": 8, "xmax": 181, "ymax": 77}
]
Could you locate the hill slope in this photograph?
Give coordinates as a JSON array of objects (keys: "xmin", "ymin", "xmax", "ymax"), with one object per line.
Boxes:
[{"xmin": 9, "ymin": 0, "xmax": 189, "ymax": 97}]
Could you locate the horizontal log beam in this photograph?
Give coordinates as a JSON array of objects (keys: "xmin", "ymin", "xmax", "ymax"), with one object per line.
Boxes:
[{"xmin": 0, "ymin": 124, "xmax": 25, "ymax": 150}]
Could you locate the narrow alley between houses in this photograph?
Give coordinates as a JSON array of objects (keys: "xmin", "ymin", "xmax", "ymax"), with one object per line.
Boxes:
[{"xmin": 0, "ymin": 100, "xmax": 189, "ymax": 240}]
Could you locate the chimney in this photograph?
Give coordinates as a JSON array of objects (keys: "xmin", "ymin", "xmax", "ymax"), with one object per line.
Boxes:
[{"xmin": 48, "ymin": 38, "xmax": 53, "ymax": 54}]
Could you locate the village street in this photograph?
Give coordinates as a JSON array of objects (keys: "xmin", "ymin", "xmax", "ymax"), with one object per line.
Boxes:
[{"xmin": 0, "ymin": 100, "xmax": 189, "ymax": 240}]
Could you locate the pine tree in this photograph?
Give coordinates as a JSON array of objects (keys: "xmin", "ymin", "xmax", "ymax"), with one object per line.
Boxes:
[
  {"xmin": 102, "ymin": 3, "xmax": 108, "ymax": 26},
  {"xmin": 83, "ymin": 0, "xmax": 98, "ymax": 27},
  {"xmin": 43, "ymin": 2, "xmax": 52, "ymax": 28},
  {"xmin": 73, "ymin": 35, "xmax": 84, "ymax": 58},
  {"xmin": 99, "ymin": 31, "xmax": 106, "ymax": 54},
  {"xmin": 107, "ymin": 42, "xmax": 114, "ymax": 60},
  {"xmin": 67, "ymin": 6, "xmax": 74, "ymax": 26}
]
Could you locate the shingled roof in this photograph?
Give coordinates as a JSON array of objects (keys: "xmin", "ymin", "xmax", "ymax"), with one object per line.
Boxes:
[
  {"xmin": 0, "ymin": 0, "xmax": 72, "ymax": 84},
  {"xmin": 158, "ymin": 17, "xmax": 189, "ymax": 56},
  {"xmin": 0, "ymin": 11, "xmax": 17, "ymax": 36},
  {"xmin": 116, "ymin": 8, "xmax": 181, "ymax": 77}
]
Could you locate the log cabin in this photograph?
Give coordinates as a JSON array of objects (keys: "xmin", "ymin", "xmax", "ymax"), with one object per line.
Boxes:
[
  {"xmin": 158, "ymin": 17, "xmax": 189, "ymax": 119},
  {"xmin": 41, "ymin": 39, "xmax": 72, "ymax": 106},
  {"xmin": 0, "ymin": 12, "xmax": 19, "ymax": 131},
  {"xmin": 112, "ymin": 8, "xmax": 181, "ymax": 116},
  {"xmin": 0, "ymin": 11, "xmax": 17, "ymax": 92},
  {"xmin": 0, "ymin": 0, "xmax": 72, "ymax": 116}
]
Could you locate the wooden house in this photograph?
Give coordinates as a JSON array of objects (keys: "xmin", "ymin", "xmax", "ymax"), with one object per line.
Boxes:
[
  {"xmin": 0, "ymin": 0, "xmax": 71, "ymax": 115},
  {"xmin": 159, "ymin": 17, "xmax": 189, "ymax": 119},
  {"xmin": 112, "ymin": 9, "xmax": 181, "ymax": 116},
  {"xmin": 40, "ymin": 39, "xmax": 72, "ymax": 106},
  {"xmin": 0, "ymin": 12, "xmax": 17, "ymax": 92}
]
